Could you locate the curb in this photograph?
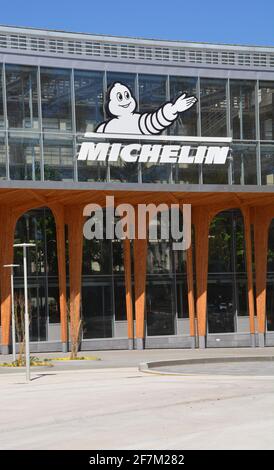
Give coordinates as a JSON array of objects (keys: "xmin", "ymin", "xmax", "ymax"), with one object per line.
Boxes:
[{"xmin": 139, "ymin": 355, "xmax": 274, "ymax": 375}]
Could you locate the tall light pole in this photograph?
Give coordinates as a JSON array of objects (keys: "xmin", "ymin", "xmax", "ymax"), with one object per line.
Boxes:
[
  {"xmin": 3, "ymin": 264, "xmax": 19, "ymax": 362},
  {"xmin": 13, "ymin": 243, "xmax": 35, "ymax": 382}
]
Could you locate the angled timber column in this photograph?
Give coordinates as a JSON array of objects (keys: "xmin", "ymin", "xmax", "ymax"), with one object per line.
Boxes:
[
  {"xmin": 0, "ymin": 206, "xmax": 17, "ymax": 354},
  {"xmin": 133, "ymin": 208, "xmax": 147, "ymax": 349},
  {"xmin": 52, "ymin": 205, "xmax": 68, "ymax": 353},
  {"xmin": 254, "ymin": 207, "xmax": 271, "ymax": 348},
  {"xmin": 179, "ymin": 204, "xmax": 196, "ymax": 347},
  {"xmin": 123, "ymin": 239, "xmax": 134, "ymax": 350},
  {"xmin": 186, "ymin": 241, "xmax": 196, "ymax": 348},
  {"xmin": 66, "ymin": 206, "xmax": 84, "ymax": 352},
  {"xmin": 193, "ymin": 207, "xmax": 211, "ymax": 349},
  {"xmin": 242, "ymin": 207, "xmax": 256, "ymax": 347}
]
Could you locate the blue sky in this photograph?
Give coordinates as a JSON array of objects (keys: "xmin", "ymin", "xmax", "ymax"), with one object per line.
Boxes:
[{"xmin": 1, "ymin": 0, "xmax": 274, "ymax": 46}]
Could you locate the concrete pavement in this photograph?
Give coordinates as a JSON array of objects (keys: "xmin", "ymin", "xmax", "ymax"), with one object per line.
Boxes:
[{"xmin": 0, "ymin": 348, "xmax": 274, "ymax": 450}]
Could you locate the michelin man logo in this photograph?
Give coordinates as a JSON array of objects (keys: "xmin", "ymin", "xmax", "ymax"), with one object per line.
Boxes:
[{"xmin": 96, "ymin": 82, "xmax": 197, "ymax": 135}]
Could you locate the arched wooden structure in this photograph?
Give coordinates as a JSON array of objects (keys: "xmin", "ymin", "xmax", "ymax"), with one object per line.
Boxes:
[{"xmin": 0, "ymin": 188, "xmax": 273, "ymax": 352}]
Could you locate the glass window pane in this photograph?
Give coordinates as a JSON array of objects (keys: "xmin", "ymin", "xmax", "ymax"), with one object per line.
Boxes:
[
  {"xmin": 176, "ymin": 278, "xmax": 189, "ymax": 318},
  {"xmin": 8, "ymin": 131, "xmax": 40, "ymax": 180},
  {"xmin": 173, "ymin": 161, "xmax": 199, "ymax": 184},
  {"xmin": 6, "ymin": 64, "xmax": 39, "ymax": 129},
  {"xmin": 266, "ymin": 280, "xmax": 274, "ymax": 331},
  {"xmin": 40, "ymin": 68, "xmax": 72, "ymax": 131},
  {"xmin": 138, "ymin": 74, "xmax": 167, "ymax": 113},
  {"xmin": 43, "ymin": 133, "xmax": 73, "ymax": 181},
  {"xmin": 202, "ymin": 159, "xmax": 229, "ymax": 184},
  {"xmin": 107, "ymin": 72, "xmax": 135, "ymax": 95},
  {"xmin": 74, "ymin": 70, "xmax": 104, "ymax": 133},
  {"xmin": 0, "ymin": 132, "xmax": 6, "ymax": 179},
  {"xmin": 0, "ymin": 64, "xmax": 4, "ymax": 128},
  {"xmin": 230, "ymin": 80, "xmax": 256, "ymax": 139},
  {"xmin": 259, "ymin": 82, "xmax": 274, "ymax": 140},
  {"xmin": 146, "ymin": 278, "xmax": 175, "ymax": 336},
  {"xmin": 261, "ymin": 145, "xmax": 274, "ymax": 185},
  {"xmin": 82, "ymin": 238, "xmax": 112, "ymax": 275},
  {"xmin": 77, "ymin": 158, "xmax": 107, "ymax": 182},
  {"xmin": 207, "ymin": 278, "xmax": 235, "ymax": 333},
  {"xmin": 147, "ymin": 240, "xmax": 172, "ymax": 274},
  {"xmin": 200, "ymin": 78, "xmax": 227, "ymax": 137},
  {"xmin": 169, "ymin": 76, "xmax": 198, "ymax": 136},
  {"xmin": 48, "ymin": 285, "xmax": 60, "ymax": 323},
  {"xmin": 82, "ymin": 283, "xmax": 113, "ymax": 338},
  {"xmin": 114, "ymin": 278, "xmax": 126, "ymax": 321},
  {"xmin": 232, "ymin": 143, "xmax": 257, "ymax": 185}
]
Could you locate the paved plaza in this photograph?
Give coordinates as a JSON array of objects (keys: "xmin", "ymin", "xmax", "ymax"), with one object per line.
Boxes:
[{"xmin": 0, "ymin": 348, "xmax": 273, "ymax": 450}]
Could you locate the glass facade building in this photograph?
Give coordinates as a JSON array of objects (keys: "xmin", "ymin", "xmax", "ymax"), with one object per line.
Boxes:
[{"xmin": 1, "ymin": 25, "xmax": 274, "ymax": 352}]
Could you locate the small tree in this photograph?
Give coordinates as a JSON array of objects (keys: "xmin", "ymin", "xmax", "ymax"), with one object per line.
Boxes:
[
  {"xmin": 14, "ymin": 292, "xmax": 31, "ymax": 365},
  {"xmin": 67, "ymin": 298, "xmax": 82, "ymax": 360}
]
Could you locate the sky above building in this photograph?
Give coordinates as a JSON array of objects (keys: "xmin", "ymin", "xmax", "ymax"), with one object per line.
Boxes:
[{"xmin": 1, "ymin": 0, "xmax": 274, "ymax": 47}]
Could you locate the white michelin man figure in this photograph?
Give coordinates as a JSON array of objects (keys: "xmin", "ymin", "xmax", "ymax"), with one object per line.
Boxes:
[{"xmin": 96, "ymin": 82, "xmax": 197, "ymax": 135}]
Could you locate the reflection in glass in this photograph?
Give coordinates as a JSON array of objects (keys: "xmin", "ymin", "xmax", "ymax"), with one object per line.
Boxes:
[
  {"xmin": 0, "ymin": 64, "xmax": 4, "ymax": 128},
  {"xmin": 259, "ymin": 82, "xmax": 274, "ymax": 140},
  {"xmin": 114, "ymin": 278, "xmax": 127, "ymax": 321},
  {"xmin": 138, "ymin": 75, "xmax": 168, "ymax": 182},
  {"xmin": 48, "ymin": 285, "xmax": 60, "ymax": 323},
  {"xmin": 107, "ymin": 72, "xmax": 135, "ymax": 97},
  {"xmin": 202, "ymin": 160, "xmax": 229, "ymax": 184},
  {"xmin": 14, "ymin": 208, "xmax": 58, "ymax": 341},
  {"xmin": 82, "ymin": 238, "xmax": 111, "ymax": 275},
  {"xmin": 147, "ymin": 240, "xmax": 172, "ymax": 274},
  {"xmin": 142, "ymin": 162, "xmax": 170, "ymax": 183},
  {"xmin": 77, "ymin": 159, "xmax": 107, "ymax": 182},
  {"xmin": 231, "ymin": 144, "xmax": 257, "ymax": 185},
  {"xmin": 169, "ymin": 76, "xmax": 198, "ymax": 136},
  {"xmin": 110, "ymin": 159, "xmax": 138, "ymax": 183},
  {"xmin": 0, "ymin": 133, "xmax": 6, "ymax": 179},
  {"xmin": 43, "ymin": 134, "xmax": 73, "ymax": 181},
  {"xmin": 266, "ymin": 281, "xmax": 274, "ymax": 331},
  {"xmin": 74, "ymin": 70, "xmax": 104, "ymax": 133},
  {"xmin": 173, "ymin": 162, "xmax": 199, "ymax": 184},
  {"xmin": 8, "ymin": 132, "xmax": 40, "ymax": 180},
  {"xmin": 82, "ymin": 283, "xmax": 113, "ymax": 338},
  {"xmin": 200, "ymin": 78, "xmax": 227, "ymax": 137},
  {"xmin": 138, "ymin": 74, "xmax": 167, "ymax": 114},
  {"xmin": 40, "ymin": 68, "xmax": 72, "ymax": 131},
  {"xmin": 261, "ymin": 145, "xmax": 274, "ymax": 185},
  {"xmin": 230, "ymin": 80, "xmax": 256, "ymax": 139},
  {"xmin": 207, "ymin": 209, "xmax": 247, "ymax": 333},
  {"xmin": 207, "ymin": 278, "xmax": 235, "ymax": 333},
  {"xmin": 6, "ymin": 64, "xmax": 39, "ymax": 129},
  {"xmin": 146, "ymin": 278, "xmax": 175, "ymax": 336},
  {"xmin": 176, "ymin": 278, "xmax": 189, "ymax": 318}
]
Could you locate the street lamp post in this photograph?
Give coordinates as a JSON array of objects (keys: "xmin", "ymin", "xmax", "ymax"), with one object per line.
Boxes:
[
  {"xmin": 13, "ymin": 243, "xmax": 35, "ymax": 382},
  {"xmin": 3, "ymin": 264, "xmax": 19, "ymax": 362}
]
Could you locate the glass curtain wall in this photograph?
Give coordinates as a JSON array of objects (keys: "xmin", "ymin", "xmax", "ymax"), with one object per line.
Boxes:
[
  {"xmin": 207, "ymin": 209, "xmax": 248, "ymax": 334},
  {"xmin": 13, "ymin": 208, "xmax": 59, "ymax": 342},
  {"xmin": 146, "ymin": 211, "xmax": 189, "ymax": 336},
  {"xmin": 0, "ymin": 63, "xmax": 272, "ymax": 185}
]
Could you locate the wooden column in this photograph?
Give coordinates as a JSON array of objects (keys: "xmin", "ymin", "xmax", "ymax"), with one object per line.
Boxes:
[
  {"xmin": 0, "ymin": 206, "xmax": 16, "ymax": 354},
  {"xmin": 53, "ymin": 205, "xmax": 68, "ymax": 352},
  {"xmin": 254, "ymin": 207, "xmax": 270, "ymax": 347},
  {"xmin": 133, "ymin": 236, "xmax": 147, "ymax": 350},
  {"xmin": 186, "ymin": 242, "xmax": 196, "ymax": 348},
  {"xmin": 67, "ymin": 206, "xmax": 84, "ymax": 352},
  {"xmin": 193, "ymin": 207, "xmax": 210, "ymax": 349},
  {"xmin": 123, "ymin": 238, "xmax": 134, "ymax": 349},
  {"xmin": 242, "ymin": 207, "xmax": 256, "ymax": 345}
]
